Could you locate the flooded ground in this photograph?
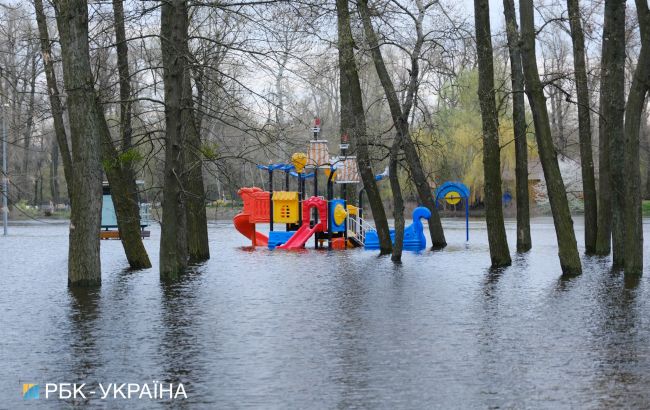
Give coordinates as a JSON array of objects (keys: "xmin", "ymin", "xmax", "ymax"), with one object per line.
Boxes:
[{"xmin": 1, "ymin": 217, "xmax": 650, "ymax": 408}]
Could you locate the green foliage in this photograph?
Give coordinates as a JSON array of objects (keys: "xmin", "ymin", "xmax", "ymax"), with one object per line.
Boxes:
[
  {"xmin": 102, "ymin": 148, "xmax": 143, "ymax": 171},
  {"xmin": 643, "ymin": 201, "xmax": 650, "ymax": 216},
  {"xmin": 417, "ymin": 68, "xmax": 537, "ymax": 203},
  {"xmin": 200, "ymin": 143, "xmax": 220, "ymax": 161}
]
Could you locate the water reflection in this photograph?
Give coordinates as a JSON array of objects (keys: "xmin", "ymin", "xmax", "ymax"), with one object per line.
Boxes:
[{"xmin": 2, "ymin": 221, "xmax": 650, "ymax": 408}]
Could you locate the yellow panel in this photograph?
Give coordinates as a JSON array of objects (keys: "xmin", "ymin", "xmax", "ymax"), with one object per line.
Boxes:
[
  {"xmin": 272, "ymin": 191, "xmax": 299, "ymax": 223},
  {"xmin": 346, "ymin": 205, "xmax": 358, "ymax": 216}
]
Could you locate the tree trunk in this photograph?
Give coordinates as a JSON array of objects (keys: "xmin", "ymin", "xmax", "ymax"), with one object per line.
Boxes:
[
  {"xmin": 54, "ymin": 0, "xmax": 103, "ymax": 286},
  {"xmin": 50, "ymin": 140, "xmax": 60, "ymax": 204},
  {"xmin": 112, "ymin": 0, "xmax": 133, "ymax": 154},
  {"xmin": 520, "ymin": 0, "xmax": 582, "ymax": 275},
  {"xmin": 104, "ymin": 0, "xmax": 152, "ymax": 269},
  {"xmin": 595, "ymin": 0, "xmax": 626, "ymax": 259},
  {"xmin": 160, "ymin": 0, "xmax": 189, "ymax": 279},
  {"xmin": 623, "ymin": 0, "xmax": 649, "ymax": 275},
  {"xmin": 34, "ymin": 0, "xmax": 73, "ymax": 200},
  {"xmin": 389, "ymin": 134, "xmax": 404, "ymax": 263},
  {"xmin": 22, "ymin": 54, "xmax": 37, "ymax": 183},
  {"xmin": 608, "ymin": 0, "xmax": 627, "ymax": 268},
  {"xmin": 503, "ymin": 0, "xmax": 531, "ymax": 253},
  {"xmin": 336, "ymin": 0, "xmax": 392, "ymax": 254},
  {"xmin": 182, "ymin": 71, "xmax": 210, "ymax": 262},
  {"xmin": 357, "ymin": 0, "xmax": 447, "ymax": 249},
  {"xmin": 475, "ymin": 0, "xmax": 512, "ymax": 267},
  {"xmin": 99, "ymin": 121, "xmax": 152, "ymax": 269},
  {"xmin": 567, "ymin": 0, "xmax": 598, "ymax": 254}
]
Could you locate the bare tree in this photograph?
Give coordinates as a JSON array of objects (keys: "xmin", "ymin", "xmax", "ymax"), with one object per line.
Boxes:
[
  {"xmin": 475, "ymin": 0, "xmax": 511, "ymax": 267},
  {"xmin": 520, "ymin": 0, "xmax": 582, "ymax": 275},
  {"xmin": 567, "ymin": 0, "xmax": 598, "ymax": 254},
  {"xmin": 54, "ymin": 0, "xmax": 104, "ymax": 286},
  {"xmin": 622, "ymin": 0, "xmax": 649, "ymax": 275}
]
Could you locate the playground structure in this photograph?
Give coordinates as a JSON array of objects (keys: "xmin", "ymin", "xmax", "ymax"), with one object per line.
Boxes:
[
  {"xmin": 434, "ymin": 181, "xmax": 470, "ymax": 242},
  {"xmin": 233, "ymin": 119, "xmax": 432, "ymax": 251}
]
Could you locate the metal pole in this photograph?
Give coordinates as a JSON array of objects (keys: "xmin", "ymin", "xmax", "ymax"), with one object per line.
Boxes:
[
  {"xmin": 2, "ymin": 103, "xmax": 7, "ymax": 236},
  {"xmin": 269, "ymin": 168, "xmax": 274, "ymax": 232}
]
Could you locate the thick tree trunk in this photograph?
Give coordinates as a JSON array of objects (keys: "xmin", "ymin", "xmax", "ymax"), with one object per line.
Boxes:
[
  {"xmin": 389, "ymin": 134, "xmax": 404, "ymax": 263},
  {"xmin": 55, "ymin": 0, "xmax": 103, "ymax": 286},
  {"xmin": 160, "ymin": 0, "xmax": 189, "ymax": 279},
  {"xmin": 520, "ymin": 0, "xmax": 582, "ymax": 275},
  {"xmin": 623, "ymin": 0, "xmax": 649, "ymax": 275},
  {"xmin": 34, "ymin": 0, "xmax": 73, "ymax": 200},
  {"xmin": 567, "ymin": 0, "xmax": 598, "ymax": 254},
  {"xmin": 357, "ymin": 0, "xmax": 447, "ymax": 249},
  {"xmin": 503, "ymin": 0, "xmax": 531, "ymax": 253},
  {"xmin": 607, "ymin": 0, "xmax": 627, "ymax": 267},
  {"xmin": 182, "ymin": 66, "xmax": 210, "ymax": 262},
  {"xmin": 336, "ymin": 0, "xmax": 392, "ymax": 254},
  {"xmin": 475, "ymin": 0, "xmax": 512, "ymax": 267},
  {"xmin": 595, "ymin": 0, "xmax": 626, "ymax": 258}
]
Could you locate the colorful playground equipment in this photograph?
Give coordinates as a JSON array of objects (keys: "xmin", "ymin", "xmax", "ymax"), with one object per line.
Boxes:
[
  {"xmin": 233, "ymin": 119, "xmax": 433, "ymax": 251},
  {"xmin": 434, "ymin": 181, "xmax": 470, "ymax": 241}
]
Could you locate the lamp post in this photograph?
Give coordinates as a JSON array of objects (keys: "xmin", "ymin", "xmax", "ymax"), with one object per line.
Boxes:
[{"xmin": 2, "ymin": 101, "xmax": 8, "ymax": 236}]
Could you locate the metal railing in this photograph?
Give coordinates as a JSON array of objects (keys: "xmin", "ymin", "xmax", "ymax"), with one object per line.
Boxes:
[{"xmin": 346, "ymin": 213, "xmax": 376, "ymax": 244}]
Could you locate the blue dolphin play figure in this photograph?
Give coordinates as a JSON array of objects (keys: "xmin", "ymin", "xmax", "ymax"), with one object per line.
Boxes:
[{"xmin": 364, "ymin": 206, "xmax": 432, "ymax": 251}]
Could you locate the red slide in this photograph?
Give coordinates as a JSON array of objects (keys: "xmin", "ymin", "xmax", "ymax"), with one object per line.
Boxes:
[
  {"xmin": 278, "ymin": 222, "xmax": 324, "ymax": 250},
  {"xmin": 233, "ymin": 212, "xmax": 268, "ymax": 246}
]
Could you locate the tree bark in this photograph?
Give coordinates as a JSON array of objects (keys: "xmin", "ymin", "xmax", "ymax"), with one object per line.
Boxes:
[
  {"xmin": 520, "ymin": 0, "xmax": 582, "ymax": 275},
  {"xmin": 567, "ymin": 0, "xmax": 598, "ymax": 254},
  {"xmin": 103, "ymin": 0, "xmax": 152, "ymax": 269},
  {"xmin": 595, "ymin": 0, "xmax": 626, "ymax": 259},
  {"xmin": 160, "ymin": 0, "xmax": 189, "ymax": 279},
  {"xmin": 503, "ymin": 0, "xmax": 531, "ymax": 253},
  {"xmin": 112, "ymin": 0, "xmax": 133, "ymax": 154},
  {"xmin": 389, "ymin": 134, "xmax": 405, "ymax": 262},
  {"xmin": 608, "ymin": 0, "xmax": 627, "ymax": 267},
  {"xmin": 623, "ymin": 0, "xmax": 649, "ymax": 275},
  {"xmin": 475, "ymin": 0, "xmax": 512, "ymax": 267},
  {"xmin": 182, "ymin": 71, "xmax": 210, "ymax": 262},
  {"xmin": 357, "ymin": 0, "xmax": 447, "ymax": 249},
  {"xmin": 34, "ymin": 0, "xmax": 73, "ymax": 200},
  {"xmin": 50, "ymin": 140, "xmax": 60, "ymax": 204},
  {"xmin": 54, "ymin": 0, "xmax": 103, "ymax": 286},
  {"xmin": 336, "ymin": 0, "xmax": 392, "ymax": 254}
]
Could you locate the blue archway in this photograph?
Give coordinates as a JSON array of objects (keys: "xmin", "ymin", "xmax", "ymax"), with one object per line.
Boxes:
[{"xmin": 434, "ymin": 181, "xmax": 470, "ymax": 241}]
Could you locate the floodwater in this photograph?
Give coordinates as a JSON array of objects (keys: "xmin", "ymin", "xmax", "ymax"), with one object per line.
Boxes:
[{"xmin": 1, "ymin": 217, "xmax": 650, "ymax": 409}]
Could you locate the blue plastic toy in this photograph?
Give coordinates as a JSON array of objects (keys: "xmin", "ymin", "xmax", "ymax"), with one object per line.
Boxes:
[{"xmin": 364, "ymin": 207, "xmax": 431, "ymax": 251}]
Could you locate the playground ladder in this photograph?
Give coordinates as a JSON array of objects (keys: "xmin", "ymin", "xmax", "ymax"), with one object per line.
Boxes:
[{"xmin": 347, "ymin": 214, "xmax": 376, "ymax": 245}]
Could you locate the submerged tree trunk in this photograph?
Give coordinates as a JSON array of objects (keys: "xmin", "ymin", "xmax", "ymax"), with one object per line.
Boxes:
[
  {"xmin": 389, "ymin": 134, "xmax": 405, "ymax": 263},
  {"xmin": 607, "ymin": 0, "xmax": 627, "ymax": 267},
  {"xmin": 475, "ymin": 0, "xmax": 511, "ymax": 267},
  {"xmin": 520, "ymin": 0, "xmax": 582, "ymax": 275},
  {"xmin": 623, "ymin": 0, "xmax": 649, "ymax": 275},
  {"xmin": 567, "ymin": 0, "xmax": 598, "ymax": 255},
  {"xmin": 595, "ymin": 0, "xmax": 626, "ymax": 259},
  {"xmin": 503, "ymin": 0, "xmax": 531, "ymax": 253},
  {"xmin": 357, "ymin": 0, "xmax": 447, "ymax": 249},
  {"xmin": 105, "ymin": 0, "xmax": 152, "ymax": 269},
  {"xmin": 336, "ymin": 0, "xmax": 392, "ymax": 254},
  {"xmin": 34, "ymin": 0, "xmax": 73, "ymax": 200},
  {"xmin": 160, "ymin": 0, "xmax": 189, "ymax": 279},
  {"xmin": 182, "ymin": 67, "xmax": 210, "ymax": 263},
  {"xmin": 55, "ymin": 0, "xmax": 103, "ymax": 286}
]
